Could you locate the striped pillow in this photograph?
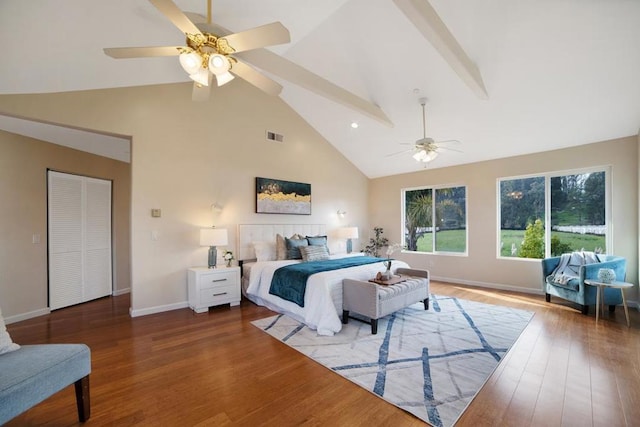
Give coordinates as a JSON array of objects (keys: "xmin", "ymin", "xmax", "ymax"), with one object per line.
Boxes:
[{"xmin": 300, "ymin": 245, "xmax": 330, "ymax": 261}]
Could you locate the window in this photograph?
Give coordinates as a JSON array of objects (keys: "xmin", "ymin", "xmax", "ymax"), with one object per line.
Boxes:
[
  {"xmin": 403, "ymin": 186, "xmax": 467, "ymax": 254},
  {"xmin": 499, "ymin": 169, "xmax": 608, "ymax": 259}
]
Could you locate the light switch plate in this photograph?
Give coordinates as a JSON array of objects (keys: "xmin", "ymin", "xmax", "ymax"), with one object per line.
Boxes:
[{"xmin": 151, "ymin": 209, "xmax": 161, "ymax": 218}]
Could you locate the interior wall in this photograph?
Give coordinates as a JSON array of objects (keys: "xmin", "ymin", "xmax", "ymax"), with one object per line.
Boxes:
[
  {"xmin": 0, "ymin": 130, "xmax": 131, "ymax": 321},
  {"xmin": 370, "ymin": 136, "xmax": 639, "ymax": 304},
  {"xmin": 0, "ymin": 81, "xmax": 370, "ymax": 318}
]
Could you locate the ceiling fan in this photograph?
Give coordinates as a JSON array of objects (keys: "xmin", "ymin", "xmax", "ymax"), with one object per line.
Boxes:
[
  {"xmin": 388, "ymin": 98, "xmax": 461, "ymax": 163},
  {"xmin": 103, "ymin": 0, "xmax": 290, "ymax": 101}
]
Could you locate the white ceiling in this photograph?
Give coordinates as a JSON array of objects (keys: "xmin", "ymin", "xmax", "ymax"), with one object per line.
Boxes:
[{"xmin": 0, "ymin": 0, "xmax": 638, "ymax": 178}]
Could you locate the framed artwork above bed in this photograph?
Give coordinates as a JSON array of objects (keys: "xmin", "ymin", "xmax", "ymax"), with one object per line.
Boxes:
[{"xmin": 256, "ymin": 177, "xmax": 311, "ymax": 215}]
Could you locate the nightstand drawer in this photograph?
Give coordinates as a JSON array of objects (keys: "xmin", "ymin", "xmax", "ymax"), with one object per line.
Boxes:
[
  {"xmin": 199, "ymin": 284, "xmax": 239, "ymax": 305},
  {"xmin": 197, "ymin": 271, "xmax": 238, "ymax": 289}
]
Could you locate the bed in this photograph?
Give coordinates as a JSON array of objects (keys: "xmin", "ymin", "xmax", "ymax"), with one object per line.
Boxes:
[{"xmin": 238, "ymin": 224, "xmax": 409, "ymax": 335}]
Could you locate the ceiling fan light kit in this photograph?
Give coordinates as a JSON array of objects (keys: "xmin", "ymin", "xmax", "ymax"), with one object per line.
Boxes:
[
  {"xmin": 386, "ymin": 97, "xmax": 461, "ymax": 164},
  {"xmin": 413, "ymin": 148, "xmax": 438, "ymax": 163},
  {"xmin": 104, "ymin": 0, "xmax": 290, "ymax": 99}
]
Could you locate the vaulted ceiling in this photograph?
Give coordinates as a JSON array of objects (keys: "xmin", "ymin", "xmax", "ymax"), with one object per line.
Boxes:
[{"xmin": 1, "ymin": 0, "xmax": 639, "ymax": 178}]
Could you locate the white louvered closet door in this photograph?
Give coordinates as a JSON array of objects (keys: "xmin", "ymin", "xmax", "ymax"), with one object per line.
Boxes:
[{"xmin": 48, "ymin": 171, "xmax": 112, "ymax": 310}]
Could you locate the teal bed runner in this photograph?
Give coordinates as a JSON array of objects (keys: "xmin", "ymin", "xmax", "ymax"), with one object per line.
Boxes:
[{"xmin": 269, "ymin": 256, "xmax": 385, "ymax": 307}]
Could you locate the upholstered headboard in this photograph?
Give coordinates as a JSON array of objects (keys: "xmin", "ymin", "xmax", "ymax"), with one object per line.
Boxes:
[{"xmin": 237, "ymin": 224, "xmax": 326, "ymax": 261}]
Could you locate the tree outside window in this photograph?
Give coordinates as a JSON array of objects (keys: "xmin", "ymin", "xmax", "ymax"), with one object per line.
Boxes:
[
  {"xmin": 403, "ymin": 186, "xmax": 466, "ymax": 254},
  {"xmin": 499, "ymin": 170, "xmax": 607, "ymax": 259}
]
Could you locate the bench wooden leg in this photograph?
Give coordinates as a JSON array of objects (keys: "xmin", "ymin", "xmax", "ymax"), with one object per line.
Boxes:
[
  {"xmin": 423, "ymin": 297, "xmax": 429, "ymax": 310},
  {"xmin": 74, "ymin": 375, "xmax": 90, "ymax": 422},
  {"xmin": 342, "ymin": 310, "xmax": 349, "ymax": 324},
  {"xmin": 371, "ymin": 319, "xmax": 378, "ymax": 335}
]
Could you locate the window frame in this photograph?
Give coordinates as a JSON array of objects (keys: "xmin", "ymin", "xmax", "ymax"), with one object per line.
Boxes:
[
  {"xmin": 401, "ymin": 184, "xmax": 468, "ymax": 256},
  {"xmin": 496, "ymin": 166, "xmax": 611, "ymax": 260}
]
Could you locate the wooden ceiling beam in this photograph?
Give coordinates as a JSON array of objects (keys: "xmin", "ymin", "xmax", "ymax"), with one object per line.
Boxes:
[{"xmin": 393, "ymin": 0, "xmax": 489, "ymax": 100}]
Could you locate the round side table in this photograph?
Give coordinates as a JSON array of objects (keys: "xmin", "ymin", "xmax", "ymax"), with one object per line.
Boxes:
[{"xmin": 584, "ymin": 279, "xmax": 633, "ymax": 327}]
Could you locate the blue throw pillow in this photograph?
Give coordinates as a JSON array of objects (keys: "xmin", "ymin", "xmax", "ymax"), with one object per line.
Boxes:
[
  {"xmin": 285, "ymin": 237, "xmax": 308, "ymax": 260},
  {"xmin": 306, "ymin": 235, "xmax": 327, "ymax": 246}
]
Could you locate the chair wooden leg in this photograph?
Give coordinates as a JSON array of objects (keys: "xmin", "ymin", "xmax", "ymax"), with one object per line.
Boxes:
[
  {"xmin": 423, "ymin": 297, "xmax": 429, "ymax": 310},
  {"xmin": 74, "ymin": 375, "xmax": 90, "ymax": 422},
  {"xmin": 371, "ymin": 319, "xmax": 378, "ymax": 335},
  {"xmin": 342, "ymin": 310, "xmax": 349, "ymax": 324}
]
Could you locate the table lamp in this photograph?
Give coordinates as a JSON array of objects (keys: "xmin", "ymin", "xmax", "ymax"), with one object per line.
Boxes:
[
  {"xmin": 341, "ymin": 227, "xmax": 359, "ymax": 253},
  {"xmin": 200, "ymin": 228, "xmax": 228, "ymax": 268}
]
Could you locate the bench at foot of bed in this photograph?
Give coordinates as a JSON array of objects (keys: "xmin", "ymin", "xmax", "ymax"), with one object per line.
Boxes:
[{"xmin": 342, "ymin": 268, "xmax": 430, "ymax": 334}]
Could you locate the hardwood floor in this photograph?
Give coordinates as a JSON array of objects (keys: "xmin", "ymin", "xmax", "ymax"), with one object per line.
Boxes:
[{"xmin": 5, "ymin": 282, "xmax": 640, "ymax": 426}]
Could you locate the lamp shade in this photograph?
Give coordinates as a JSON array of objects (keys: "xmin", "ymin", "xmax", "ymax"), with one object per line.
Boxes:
[
  {"xmin": 200, "ymin": 228, "xmax": 228, "ymax": 247},
  {"xmin": 189, "ymin": 69, "xmax": 210, "ymax": 86},
  {"xmin": 341, "ymin": 227, "xmax": 359, "ymax": 239},
  {"xmin": 215, "ymin": 71, "xmax": 235, "ymax": 86},
  {"xmin": 208, "ymin": 54, "xmax": 231, "ymax": 75},
  {"xmin": 179, "ymin": 51, "xmax": 203, "ymax": 75}
]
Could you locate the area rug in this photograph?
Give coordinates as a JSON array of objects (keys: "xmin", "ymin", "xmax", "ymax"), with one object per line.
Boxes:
[{"xmin": 252, "ymin": 294, "xmax": 533, "ymax": 427}]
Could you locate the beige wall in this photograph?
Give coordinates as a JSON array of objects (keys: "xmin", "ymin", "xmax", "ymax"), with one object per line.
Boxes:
[
  {"xmin": 370, "ymin": 136, "xmax": 639, "ymax": 303},
  {"xmin": 0, "ymin": 130, "xmax": 131, "ymax": 320},
  {"xmin": 0, "ymin": 81, "xmax": 370, "ymax": 318}
]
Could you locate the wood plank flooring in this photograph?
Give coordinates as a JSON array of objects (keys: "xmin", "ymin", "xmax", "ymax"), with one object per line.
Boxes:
[{"xmin": 5, "ymin": 281, "xmax": 640, "ymax": 426}]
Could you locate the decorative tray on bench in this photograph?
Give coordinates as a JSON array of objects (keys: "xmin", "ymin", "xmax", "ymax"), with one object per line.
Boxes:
[{"xmin": 369, "ymin": 273, "xmax": 408, "ymax": 286}]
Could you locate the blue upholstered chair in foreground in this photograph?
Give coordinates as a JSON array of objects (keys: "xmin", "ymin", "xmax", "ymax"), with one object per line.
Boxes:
[
  {"xmin": 0, "ymin": 344, "xmax": 91, "ymax": 424},
  {"xmin": 542, "ymin": 255, "xmax": 626, "ymax": 315}
]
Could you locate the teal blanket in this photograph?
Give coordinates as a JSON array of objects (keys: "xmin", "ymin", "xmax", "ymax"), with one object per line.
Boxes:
[{"xmin": 269, "ymin": 256, "xmax": 385, "ymax": 307}]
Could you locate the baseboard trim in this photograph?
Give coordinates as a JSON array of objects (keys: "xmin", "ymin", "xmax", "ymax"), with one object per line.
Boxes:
[
  {"xmin": 4, "ymin": 308, "xmax": 51, "ymax": 325},
  {"xmin": 112, "ymin": 287, "xmax": 131, "ymax": 296},
  {"xmin": 432, "ymin": 275, "xmax": 639, "ymax": 311},
  {"xmin": 431, "ymin": 275, "xmax": 544, "ymax": 295},
  {"xmin": 129, "ymin": 301, "xmax": 189, "ymax": 317}
]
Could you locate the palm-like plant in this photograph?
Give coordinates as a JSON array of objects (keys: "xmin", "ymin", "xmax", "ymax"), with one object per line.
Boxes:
[{"xmin": 405, "ymin": 193, "xmax": 432, "ymax": 251}]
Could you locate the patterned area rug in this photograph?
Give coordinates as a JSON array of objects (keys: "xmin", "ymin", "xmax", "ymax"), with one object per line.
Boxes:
[{"xmin": 252, "ymin": 294, "xmax": 533, "ymax": 427}]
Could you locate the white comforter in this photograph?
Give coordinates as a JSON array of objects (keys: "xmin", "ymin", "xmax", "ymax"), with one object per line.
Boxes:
[{"xmin": 245, "ymin": 255, "xmax": 409, "ymax": 336}]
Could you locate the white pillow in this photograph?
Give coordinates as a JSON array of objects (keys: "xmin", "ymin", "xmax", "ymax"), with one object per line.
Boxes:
[
  {"xmin": 0, "ymin": 307, "xmax": 20, "ymax": 355},
  {"xmin": 253, "ymin": 241, "xmax": 277, "ymax": 262}
]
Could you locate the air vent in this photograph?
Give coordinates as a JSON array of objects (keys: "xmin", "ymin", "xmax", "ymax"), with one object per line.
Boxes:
[{"xmin": 266, "ymin": 131, "xmax": 284, "ymax": 143}]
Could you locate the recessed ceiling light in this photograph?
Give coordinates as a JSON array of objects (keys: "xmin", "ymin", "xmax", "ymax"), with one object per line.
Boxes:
[{"xmin": 350, "ymin": 122, "xmax": 359, "ymax": 129}]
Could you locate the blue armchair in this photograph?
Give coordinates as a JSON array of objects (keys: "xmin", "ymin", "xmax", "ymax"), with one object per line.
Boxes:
[{"xmin": 542, "ymin": 255, "xmax": 626, "ymax": 315}]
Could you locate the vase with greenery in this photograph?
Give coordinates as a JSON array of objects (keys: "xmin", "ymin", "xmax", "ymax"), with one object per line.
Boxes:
[{"xmin": 363, "ymin": 227, "xmax": 389, "ymax": 257}]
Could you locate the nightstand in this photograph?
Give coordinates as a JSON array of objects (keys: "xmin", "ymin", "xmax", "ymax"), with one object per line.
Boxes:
[{"xmin": 187, "ymin": 266, "xmax": 241, "ymax": 313}]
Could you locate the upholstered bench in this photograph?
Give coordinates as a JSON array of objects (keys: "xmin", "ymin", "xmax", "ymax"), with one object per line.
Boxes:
[
  {"xmin": 342, "ymin": 267, "xmax": 430, "ymax": 334},
  {"xmin": 0, "ymin": 344, "xmax": 91, "ymax": 424}
]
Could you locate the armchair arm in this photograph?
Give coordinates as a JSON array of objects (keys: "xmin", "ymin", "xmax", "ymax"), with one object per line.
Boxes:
[
  {"xmin": 580, "ymin": 258, "xmax": 627, "ymax": 282},
  {"xmin": 541, "ymin": 257, "xmax": 561, "ymax": 278}
]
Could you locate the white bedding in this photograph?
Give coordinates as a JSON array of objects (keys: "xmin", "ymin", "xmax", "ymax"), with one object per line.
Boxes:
[{"xmin": 245, "ymin": 254, "xmax": 409, "ymax": 336}]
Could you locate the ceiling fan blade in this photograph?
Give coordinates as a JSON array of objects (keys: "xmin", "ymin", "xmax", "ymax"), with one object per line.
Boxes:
[
  {"xmin": 103, "ymin": 46, "xmax": 181, "ymax": 59},
  {"xmin": 385, "ymin": 148, "xmax": 413, "ymax": 157},
  {"xmin": 231, "ymin": 60, "xmax": 282, "ymax": 96},
  {"xmin": 437, "ymin": 145, "xmax": 463, "ymax": 153},
  {"xmin": 222, "ymin": 22, "xmax": 290, "ymax": 53},
  {"xmin": 436, "ymin": 139, "xmax": 461, "ymax": 144},
  {"xmin": 149, "ymin": 0, "xmax": 202, "ymax": 36}
]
